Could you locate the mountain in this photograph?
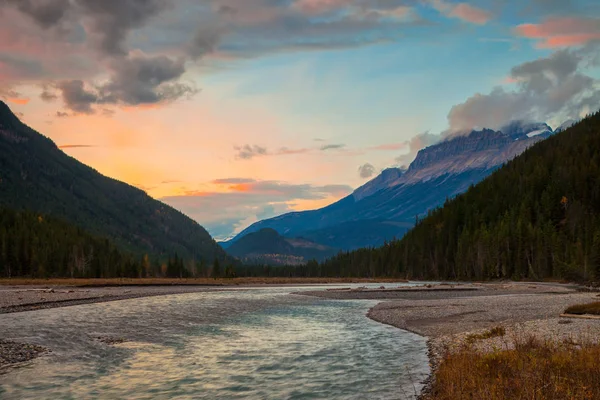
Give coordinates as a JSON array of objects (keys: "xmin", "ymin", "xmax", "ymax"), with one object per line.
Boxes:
[
  {"xmin": 0, "ymin": 101, "xmax": 229, "ymax": 264},
  {"xmin": 225, "ymin": 228, "xmax": 338, "ymax": 265},
  {"xmin": 320, "ymin": 111, "xmax": 600, "ymax": 281},
  {"xmin": 555, "ymin": 119, "xmax": 577, "ymax": 133},
  {"xmin": 230, "ymin": 121, "xmax": 556, "ymax": 250}
]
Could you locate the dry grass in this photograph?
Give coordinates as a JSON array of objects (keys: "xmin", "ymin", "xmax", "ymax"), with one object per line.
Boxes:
[
  {"xmin": 564, "ymin": 302, "xmax": 600, "ymax": 316},
  {"xmin": 0, "ymin": 277, "xmax": 405, "ymax": 287},
  {"xmin": 429, "ymin": 335, "xmax": 600, "ymax": 400},
  {"xmin": 465, "ymin": 326, "xmax": 506, "ymax": 344}
]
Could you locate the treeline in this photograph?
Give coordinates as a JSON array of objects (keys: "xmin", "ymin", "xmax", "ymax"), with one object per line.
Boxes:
[
  {"xmin": 0, "ymin": 207, "xmax": 235, "ymax": 279},
  {"xmin": 317, "ymin": 111, "xmax": 600, "ymax": 281}
]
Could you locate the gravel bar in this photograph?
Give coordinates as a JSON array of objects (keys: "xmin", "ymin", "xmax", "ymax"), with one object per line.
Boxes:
[
  {"xmin": 0, "ymin": 340, "xmax": 48, "ymax": 371},
  {"xmin": 0, "ymin": 285, "xmax": 215, "ymax": 314}
]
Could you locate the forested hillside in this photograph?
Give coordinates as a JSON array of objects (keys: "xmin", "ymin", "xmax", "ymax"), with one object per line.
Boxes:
[
  {"xmin": 317, "ymin": 112, "xmax": 600, "ymax": 281},
  {"xmin": 0, "ymin": 207, "xmax": 135, "ymax": 278},
  {"xmin": 0, "ymin": 101, "xmax": 230, "ymax": 266},
  {"xmin": 0, "ymin": 207, "xmax": 231, "ymax": 278}
]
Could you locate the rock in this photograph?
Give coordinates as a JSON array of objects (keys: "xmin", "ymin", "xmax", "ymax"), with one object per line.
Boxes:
[{"xmin": 96, "ymin": 336, "xmax": 126, "ymax": 345}]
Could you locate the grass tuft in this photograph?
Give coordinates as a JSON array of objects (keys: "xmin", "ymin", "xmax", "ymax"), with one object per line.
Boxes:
[
  {"xmin": 428, "ymin": 336, "xmax": 600, "ymax": 400},
  {"xmin": 564, "ymin": 301, "xmax": 600, "ymax": 316},
  {"xmin": 465, "ymin": 326, "xmax": 506, "ymax": 344}
]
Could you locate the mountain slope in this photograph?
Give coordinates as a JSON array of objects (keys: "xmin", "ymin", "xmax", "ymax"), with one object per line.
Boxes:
[
  {"xmin": 231, "ymin": 122, "xmax": 555, "ymax": 250},
  {"xmin": 320, "ymin": 112, "xmax": 600, "ymax": 281},
  {"xmin": 0, "ymin": 101, "xmax": 229, "ymax": 264},
  {"xmin": 0, "ymin": 206, "xmax": 137, "ymax": 278},
  {"xmin": 226, "ymin": 228, "xmax": 337, "ymax": 265}
]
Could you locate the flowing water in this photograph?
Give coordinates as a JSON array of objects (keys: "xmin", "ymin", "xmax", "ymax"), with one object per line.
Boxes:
[{"xmin": 0, "ymin": 285, "xmax": 429, "ymax": 399}]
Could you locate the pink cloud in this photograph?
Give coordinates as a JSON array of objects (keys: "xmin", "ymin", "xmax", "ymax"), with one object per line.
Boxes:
[
  {"xmin": 430, "ymin": 0, "xmax": 491, "ymax": 25},
  {"xmin": 515, "ymin": 18, "xmax": 600, "ymax": 48},
  {"xmin": 449, "ymin": 3, "xmax": 491, "ymax": 25},
  {"xmin": 292, "ymin": 0, "xmax": 350, "ymax": 15}
]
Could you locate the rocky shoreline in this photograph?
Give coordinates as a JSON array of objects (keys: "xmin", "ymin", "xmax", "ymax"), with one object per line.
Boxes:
[
  {"xmin": 301, "ymin": 282, "xmax": 600, "ymax": 399},
  {"xmin": 0, "ymin": 340, "xmax": 48, "ymax": 371},
  {"xmin": 0, "ymin": 285, "xmax": 216, "ymax": 314}
]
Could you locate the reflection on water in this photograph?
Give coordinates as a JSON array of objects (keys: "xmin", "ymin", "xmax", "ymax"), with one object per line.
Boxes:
[{"xmin": 0, "ymin": 286, "xmax": 429, "ymax": 399}]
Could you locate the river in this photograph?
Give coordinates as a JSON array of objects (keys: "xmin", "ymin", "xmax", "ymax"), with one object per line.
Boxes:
[{"xmin": 0, "ymin": 285, "xmax": 429, "ymax": 399}]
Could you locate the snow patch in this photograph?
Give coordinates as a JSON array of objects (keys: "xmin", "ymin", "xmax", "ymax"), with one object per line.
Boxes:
[{"xmin": 526, "ymin": 129, "xmax": 547, "ymax": 138}]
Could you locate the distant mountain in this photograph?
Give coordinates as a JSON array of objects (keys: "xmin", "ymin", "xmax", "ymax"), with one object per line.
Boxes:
[
  {"xmin": 0, "ymin": 101, "xmax": 230, "ymax": 264},
  {"xmin": 225, "ymin": 228, "xmax": 338, "ymax": 265},
  {"xmin": 320, "ymin": 112, "xmax": 600, "ymax": 281},
  {"xmin": 555, "ymin": 119, "xmax": 577, "ymax": 133},
  {"xmin": 230, "ymin": 121, "xmax": 558, "ymax": 251}
]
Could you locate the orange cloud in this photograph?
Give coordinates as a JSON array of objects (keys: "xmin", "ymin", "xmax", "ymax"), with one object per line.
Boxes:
[
  {"xmin": 7, "ymin": 97, "xmax": 29, "ymax": 105},
  {"xmin": 229, "ymin": 183, "xmax": 254, "ymax": 192},
  {"xmin": 515, "ymin": 18, "xmax": 600, "ymax": 48}
]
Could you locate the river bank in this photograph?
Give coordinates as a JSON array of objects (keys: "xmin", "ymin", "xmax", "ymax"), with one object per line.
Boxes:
[{"xmin": 299, "ymin": 282, "xmax": 600, "ymax": 398}]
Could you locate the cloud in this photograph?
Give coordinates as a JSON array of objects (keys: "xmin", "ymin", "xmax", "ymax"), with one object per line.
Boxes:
[
  {"xmin": 161, "ymin": 179, "xmax": 353, "ymax": 239},
  {"xmin": 234, "ymin": 144, "xmax": 268, "ymax": 160},
  {"xmin": 0, "ymin": 0, "xmax": 430, "ymax": 114},
  {"xmin": 56, "ymin": 80, "xmax": 99, "ymax": 114},
  {"xmin": 292, "ymin": 0, "xmax": 351, "ymax": 16},
  {"xmin": 320, "ymin": 143, "xmax": 345, "ymax": 150},
  {"xmin": 212, "ymin": 178, "xmax": 257, "ymax": 184},
  {"xmin": 429, "ymin": 0, "xmax": 491, "ymax": 25},
  {"xmin": 188, "ymin": 24, "xmax": 223, "ymax": 60},
  {"xmin": 358, "ymin": 163, "xmax": 375, "ymax": 178},
  {"xmin": 101, "ymin": 55, "xmax": 196, "ymax": 105},
  {"xmin": 54, "ymin": 55, "xmax": 197, "ymax": 113},
  {"xmin": 55, "ymin": 111, "xmax": 70, "ymax": 117},
  {"xmin": 6, "ymin": 0, "xmax": 70, "ymax": 29},
  {"xmin": 0, "ymin": 88, "xmax": 30, "ymax": 105},
  {"xmin": 395, "ymin": 131, "xmax": 440, "ymax": 166},
  {"xmin": 447, "ymin": 47, "xmax": 600, "ymax": 132},
  {"xmin": 515, "ymin": 17, "xmax": 600, "ymax": 48},
  {"xmin": 40, "ymin": 86, "xmax": 58, "ymax": 102},
  {"xmin": 184, "ymin": 180, "xmax": 353, "ymax": 199},
  {"xmin": 0, "ymin": 53, "xmax": 44, "ymax": 79},
  {"xmin": 76, "ymin": 0, "xmax": 173, "ymax": 56},
  {"xmin": 233, "ymin": 144, "xmax": 311, "ymax": 159}
]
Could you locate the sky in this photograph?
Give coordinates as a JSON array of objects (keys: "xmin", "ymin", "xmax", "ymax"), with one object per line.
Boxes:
[{"xmin": 1, "ymin": 0, "xmax": 599, "ymax": 240}]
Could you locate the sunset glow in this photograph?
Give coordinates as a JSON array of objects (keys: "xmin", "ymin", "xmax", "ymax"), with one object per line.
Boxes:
[{"xmin": 1, "ymin": 0, "xmax": 599, "ymax": 239}]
